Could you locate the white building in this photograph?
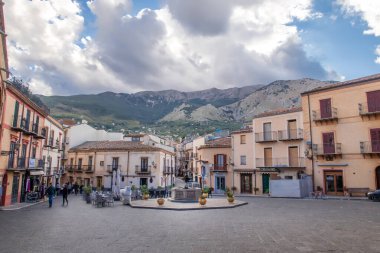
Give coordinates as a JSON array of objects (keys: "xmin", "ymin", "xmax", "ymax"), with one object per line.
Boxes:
[{"xmin": 42, "ymin": 116, "xmax": 64, "ymax": 185}]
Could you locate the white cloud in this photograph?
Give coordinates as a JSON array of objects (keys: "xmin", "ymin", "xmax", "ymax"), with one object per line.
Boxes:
[
  {"xmin": 5, "ymin": 0, "xmax": 338, "ymax": 95},
  {"xmin": 375, "ymin": 45, "xmax": 380, "ymax": 64},
  {"xmin": 337, "ymin": 0, "xmax": 380, "ymax": 64}
]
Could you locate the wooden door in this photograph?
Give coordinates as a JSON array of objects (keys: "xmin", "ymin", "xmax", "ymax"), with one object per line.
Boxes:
[
  {"xmin": 320, "ymin": 98, "xmax": 332, "ymax": 118},
  {"xmin": 288, "ymin": 120, "xmax": 297, "ymax": 139},
  {"xmin": 240, "ymin": 174, "xmax": 252, "ymax": 193},
  {"xmin": 367, "ymin": 90, "xmax": 380, "ymax": 113},
  {"xmin": 264, "ymin": 148, "xmax": 272, "ymax": 167},
  {"xmin": 262, "ymin": 174, "xmax": 270, "ymax": 194},
  {"xmin": 370, "ymin": 128, "xmax": 380, "ymax": 153},
  {"xmin": 11, "ymin": 175, "xmax": 19, "ymax": 204},
  {"xmin": 322, "ymin": 132, "xmax": 335, "ymax": 154},
  {"xmin": 288, "ymin": 146, "xmax": 299, "ymax": 167},
  {"xmin": 376, "ymin": 167, "xmax": 380, "ymax": 189},
  {"xmin": 324, "ymin": 171, "xmax": 343, "ymax": 195},
  {"xmin": 1, "ymin": 174, "xmax": 7, "ymax": 205}
]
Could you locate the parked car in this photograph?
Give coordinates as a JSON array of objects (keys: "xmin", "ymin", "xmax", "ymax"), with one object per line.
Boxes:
[{"xmin": 368, "ymin": 190, "xmax": 380, "ymax": 201}]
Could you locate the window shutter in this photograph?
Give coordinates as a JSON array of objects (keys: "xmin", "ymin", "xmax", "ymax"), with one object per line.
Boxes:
[
  {"xmin": 370, "ymin": 128, "xmax": 380, "ymax": 152},
  {"xmin": 367, "ymin": 90, "xmax": 380, "ymax": 113},
  {"xmin": 320, "ymin": 99, "xmax": 332, "ymax": 118},
  {"xmin": 223, "ymin": 154, "xmax": 227, "ymax": 166}
]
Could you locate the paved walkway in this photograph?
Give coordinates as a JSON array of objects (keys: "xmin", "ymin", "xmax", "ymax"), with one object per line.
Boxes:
[
  {"xmin": 130, "ymin": 198, "xmax": 247, "ymax": 210},
  {"xmin": 0, "ymin": 199, "xmax": 45, "ymax": 211},
  {"xmin": 0, "ymin": 195, "xmax": 379, "ymax": 252}
]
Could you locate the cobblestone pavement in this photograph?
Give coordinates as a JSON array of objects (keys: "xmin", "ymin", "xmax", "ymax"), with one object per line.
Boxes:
[{"xmin": 0, "ymin": 195, "xmax": 379, "ymax": 253}]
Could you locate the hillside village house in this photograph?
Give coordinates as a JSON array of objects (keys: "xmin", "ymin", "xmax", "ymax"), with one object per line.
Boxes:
[
  {"xmin": 302, "ymin": 73, "xmax": 380, "ymax": 196},
  {"xmin": 252, "ymin": 108, "xmax": 308, "ymax": 195},
  {"xmin": 64, "ymin": 141, "xmax": 176, "ymax": 191},
  {"xmin": 42, "ymin": 116, "xmax": 64, "ymax": 186},
  {"xmin": 0, "ymin": 80, "xmax": 49, "ymax": 206},
  {"xmin": 231, "ymin": 128, "xmax": 255, "ymax": 194},
  {"xmin": 196, "ymin": 137, "xmax": 232, "ymax": 194}
]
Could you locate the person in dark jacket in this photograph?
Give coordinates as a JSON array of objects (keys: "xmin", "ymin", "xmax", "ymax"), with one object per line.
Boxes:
[
  {"xmin": 62, "ymin": 184, "xmax": 68, "ymax": 206},
  {"xmin": 45, "ymin": 182, "xmax": 55, "ymax": 208}
]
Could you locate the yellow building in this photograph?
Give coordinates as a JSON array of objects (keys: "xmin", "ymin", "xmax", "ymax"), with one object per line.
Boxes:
[
  {"xmin": 0, "ymin": 80, "xmax": 49, "ymax": 206},
  {"xmin": 231, "ymin": 128, "xmax": 255, "ymax": 194},
  {"xmin": 253, "ymin": 108, "xmax": 307, "ymax": 194},
  {"xmin": 302, "ymin": 73, "xmax": 380, "ymax": 196},
  {"xmin": 196, "ymin": 137, "xmax": 232, "ymax": 194}
]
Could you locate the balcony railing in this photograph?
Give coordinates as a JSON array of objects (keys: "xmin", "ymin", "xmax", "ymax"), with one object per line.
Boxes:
[
  {"xmin": 359, "ymin": 103, "xmax": 380, "ymax": 116},
  {"xmin": 31, "ymin": 124, "xmax": 46, "ymax": 139},
  {"xmin": 107, "ymin": 165, "xmax": 121, "ymax": 173},
  {"xmin": 255, "ymin": 131, "xmax": 277, "ymax": 143},
  {"xmin": 313, "ymin": 143, "xmax": 342, "ymax": 155},
  {"xmin": 210, "ymin": 165, "xmax": 228, "ymax": 172},
  {"xmin": 65, "ymin": 165, "xmax": 75, "ymax": 172},
  {"xmin": 80, "ymin": 165, "xmax": 94, "ymax": 173},
  {"xmin": 163, "ymin": 166, "xmax": 174, "ymax": 175},
  {"xmin": 13, "ymin": 157, "xmax": 44, "ymax": 169},
  {"xmin": 278, "ymin": 129, "xmax": 303, "ymax": 141},
  {"xmin": 312, "ymin": 108, "xmax": 338, "ymax": 122},
  {"xmin": 11, "ymin": 115, "xmax": 32, "ymax": 134},
  {"xmin": 360, "ymin": 141, "xmax": 380, "ymax": 154},
  {"xmin": 256, "ymin": 157, "xmax": 305, "ymax": 168},
  {"xmin": 135, "ymin": 165, "xmax": 151, "ymax": 175}
]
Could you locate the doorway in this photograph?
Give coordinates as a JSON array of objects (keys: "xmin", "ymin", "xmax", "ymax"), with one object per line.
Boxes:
[
  {"xmin": 215, "ymin": 175, "xmax": 226, "ymax": 194},
  {"xmin": 11, "ymin": 174, "xmax": 20, "ymax": 204},
  {"xmin": 324, "ymin": 171, "xmax": 343, "ymax": 195},
  {"xmin": 376, "ymin": 166, "xmax": 380, "ymax": 189},
  {"xmin": 1, "ymin": 174, "xmax": 8, "ymax": 205},
  {"xmin": 140, "ymin": 178, "xmax": 148, "ymax": 187},
  {"xmin": 262, "ymin": 174, "xmax": 270, "ymax": 194},
  {"xmin": 240, "ymin": 174, "xmax": 252, "ymax": 193},
  {"xmin": 288, "ymin": 146, "xmax": 299, "ymax": 167}
]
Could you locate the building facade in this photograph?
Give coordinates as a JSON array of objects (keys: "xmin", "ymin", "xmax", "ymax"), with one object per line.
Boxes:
[
  {"xmin": 64, "ymin": 141, "xmax": 176, "ymax": 191},
  {"xmin": 0, "ymin": 81, "xmax": 49, "ymax": 206},
  {"xmin": 253, "ymin": 108, "xmax": 307, "ymax": 195},
  {"xmin": 42, "ymin": 116, "xmax": 64, "ymax": 186},
  {"xmin": 231, "ymin": 128, "xmax": 255, "ymax": 194},
  {"xmin": 196, "ymin": 137, "xmax": 232, "ymax": 194},
  {"xmin": 302, "ymin": 73, "xmax": 380, "ymax": 195}
]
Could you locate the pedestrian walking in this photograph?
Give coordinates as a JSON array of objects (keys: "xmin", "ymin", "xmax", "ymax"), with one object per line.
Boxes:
[
  {"xmin": 74, "ymin": 182, "xmax": 79, "ymax": 195},
  {"xmin": 45, "ymin": 182, "xmax": 55, "ymax": 208},
  {"xmin": 79, "ymin": 184, "xmax": 83, "ymax": 194},
  {"xmin": 56, "ymin": 182, "xmax": 60, "ymax": 196},
  {"xmin": 62, "ymin": 184, "xmax": 68, "ymax": 206}
]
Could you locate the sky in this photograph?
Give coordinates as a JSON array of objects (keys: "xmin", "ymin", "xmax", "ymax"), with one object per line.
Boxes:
[{"xmin": 4, "ymin": 0, "xmax": 380, "ymax": 96}]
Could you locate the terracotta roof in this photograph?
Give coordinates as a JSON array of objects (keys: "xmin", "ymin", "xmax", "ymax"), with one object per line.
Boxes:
[
  {"xmin": 301, "ymin": 73, "xmax": 380, "ymax": 95},
  {"xmin": 59, "ymin": 119, "xmax": 76, "ymax": 126},
  {"xmin": 125, "ymin": 133, "xmax": 145, "ymax": 137},
  {"xmin": 231, "ymin": 128, "xmax": 253, "ymax": 135},
  {"xmin": 69, "ymin": 141, "xmax": 168, "ymax": 153},
  {"xmin": 253, "ymin": 107, "xmax": 302, "ymax": 119},
  {"xmin": 198, "ymin": 137, "xmax": 231, "ymax": 149}
]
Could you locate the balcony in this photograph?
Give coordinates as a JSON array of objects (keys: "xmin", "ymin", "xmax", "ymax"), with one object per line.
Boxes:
[
  {"xmin": 11, "ymin": 115, "xmax": 32, "ymax": 134},
  {"xmin": 255, "ymin": 131, "xmax": 277, "ymax": 143},
  {"xmin": 65, "ymin": 165, "xmax": 76, "ymax": 173},
  {"xmin": 359, "ymin": 103, "xmax": 380, "ymax": 118},
  {"xmin": 312, "ymin": 108, "xmax": 338, "ymax": 123},
  {"xmin": 135, "ymin": 165, "xmax": 151, "ymax": 175},
  {"xmin": 81, "ymin": 165, "xmax": 94, "ymax": 173},
  {"xmin": 313, "ymin": 143, "xmax": 342, "ymax": 159},
  {"xmin": 107, "ymin": 165, "xmax": 121, "ymax": 173},
  {"xmin": 256, "ymin": 157, "xmax": 305, "ymax": 168},
  {"xmin": 31, "ymin": 124, "xmax": 46, "ymax": 139},
  {"xmin": 278, "ymin": 129, "xmax": 303, "ymax": 141},
  {"xmin": 44, "ymin": 138, "xmax": 54, "ymax": 148},
  {"xmin": 360, "ymin": 141, "xmax": 380, "ymax": 157},
  {"xmin": 163, "ymin": 166, "xmax": 174, "ymax": 175},
  {"xmin": 7, "ymin": 157, "xmax": 44, "ymax": 171},
  {"xmin": 210, "ymin": 165, "xmax": 228, "ymax": 172}
]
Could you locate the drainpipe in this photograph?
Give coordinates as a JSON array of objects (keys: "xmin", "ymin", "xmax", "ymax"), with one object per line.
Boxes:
[{"xmin": 307, "ymin": 94, "xmax": 315, "ymax": 191}]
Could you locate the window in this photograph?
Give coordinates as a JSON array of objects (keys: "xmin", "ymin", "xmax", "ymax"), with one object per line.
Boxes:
[
  {"xmin": 13, "ymin": 101, "xmax": 19, "ymax": 127},
  {"xmin": 132, "ymin": 137, "xmax": 140, "ymax": 142},
  {"xmin": 31, "ymin": 147, "xmax": 36, "ymax": 159},
  {"xmin": 370, "ymin": 128, "xmax": 380, "ymax": 152},
  {"xmin": 122, "ymin": 176, "xmax": 125, "ymax": 182},
  {"xmin": 100, "ymin": 161, "xmax": 104, "ymax": 166},
  {"xmin": 367, "ymin": 90, "xmax": 380, "ymax": 112},
  {"xmin": 240, "ymin": 135, "xmax": 246, "ymax": 144},
  {"xmin": 320, "ymin": 98, "xmax": 332, "ymax": 119},
  {"xmin": 141, "ymin": 157, "xmax": 148, "ymax": 171},
  {"xmin": 240, "ymin": 155, "xmax": 246, "ymax": 165},
  {"xmin": 70, "ymin": 158, "xmax": 74, "ymax": 165},
  {"xmin": 263, "ymin": 123, "xmax": 272, "ymax": 141},
  {"xmin": 78, "ymin": 158, "xmax": 82, "ymax": 169},
  {"xmin": 88, "ymin": 156, "xmax": 93, "ymax": 170},
  {"xmin": 284, "ymin": 176, "xmax": 293, "ymax": 180}
]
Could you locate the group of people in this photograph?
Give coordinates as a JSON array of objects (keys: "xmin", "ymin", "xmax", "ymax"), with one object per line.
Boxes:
[{"xmin": 44, "ymin": 181, "xmax": 83, "ymax": 208}]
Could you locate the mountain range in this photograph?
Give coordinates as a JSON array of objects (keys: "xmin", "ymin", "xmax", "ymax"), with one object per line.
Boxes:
[{"xmin": 38, "ymin": 78, "xmax": 334, "ymax": 135}]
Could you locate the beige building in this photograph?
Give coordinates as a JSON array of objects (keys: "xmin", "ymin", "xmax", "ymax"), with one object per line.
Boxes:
[
  {"xmin": 196, "ymin": 137, "xmax": 232, "ymax": 194},
  {"xmin": 302, "ymin": 73, "xmax": 380, "ymax": 195},
  {"xmin": 253, "ymin": 108, "xmax": 307, "ymax": 194},
  {"xmin": 231, "ymin": 128, "xmax": 255, "ymax": 194},
  {"xmin": 64, "ymin": 141, "xmax": 176, "ymax": 191},
  {"xmin": 0, "ymin": 0, "xmax": 8, "ymax": 127}
]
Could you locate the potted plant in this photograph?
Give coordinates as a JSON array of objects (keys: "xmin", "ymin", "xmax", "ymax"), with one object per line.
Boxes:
[
  {"xmin": 202, "ymin": 187, "xmax": 209, "ymax": 198},
  {"xmin": 141, "ymin": 185, "xmax": 149, "ymax": 200},
  {"xmin": 226, "ymin": 188, "xmax": 234, "ymax": 203},
  {"xmin": 231, "ymin": 186, "xmax": 237, "ymax": 193},
  {"xmin": 83, "ymin": 186, "xmax": 92, "ymax": 204},
  {"xmin": 199, "ymin": 194, "xmax": 207, "ymax": 206},
  {"xmin": 157, "ymin": 198, "xmax": 165, "ymax": 206}
]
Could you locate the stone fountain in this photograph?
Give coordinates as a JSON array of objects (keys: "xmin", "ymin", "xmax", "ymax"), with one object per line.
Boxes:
[{"xmin": 169, "ymin": 178, "xmax": 201, "ymax": 203}]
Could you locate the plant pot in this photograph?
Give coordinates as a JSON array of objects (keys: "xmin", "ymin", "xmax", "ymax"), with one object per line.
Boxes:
[
  {"xmin": 199, "ymin": 198, "xmax": 207, "ymax": 206},
  {"xmin": 202, "ymin": 193, "xmax": 208, "ymax": 198},
  {"xmin": 227, "ymin": 197, "xmax": 234, "ymax": 203},
  {"xmin": 157, "ymin": 198, "xmax": 165, "ymax": 206},
  {"xmin": 143, "ymin": 194, "xmax": 149, "ymax": 200},
  {"xmin": 85, "ymin": 194, "xmax": 91, "ymax": 204}
]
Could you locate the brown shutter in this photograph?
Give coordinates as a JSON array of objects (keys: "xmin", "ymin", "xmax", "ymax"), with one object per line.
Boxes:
[
  {"xmin": 320, "ymin": 99, "xmax": 332, "ymax": 118},
  {"xmin": 370, "ymin": 128, "xmax": 380, "ymax": 152},
  {"xmin": 322, "ymin": 132, "xmax": 335, "ymax": 154},
  {"xmin": 223, "ymin": 154, "xmax": 227, "ymax": 170},
  {"xmin": 367, "ymin": 90, "xmax": 380, "ymax": 113},
  {"xmin": 214, "ymin": 155, "xmax": 217, "ymax": 170}
]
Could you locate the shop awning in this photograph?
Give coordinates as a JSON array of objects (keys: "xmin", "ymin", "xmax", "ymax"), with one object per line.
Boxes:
[{"xmin": 30, "ymin": 170, "xmax": 45, "ymax": 176}]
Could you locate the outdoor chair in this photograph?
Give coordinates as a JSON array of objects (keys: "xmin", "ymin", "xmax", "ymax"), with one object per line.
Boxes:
[
  {"xmin": 105, "ymin": 195, "xmax": 114, "ymax": 207},
  {"xmin": 95, "ymin": 194, "xmax": 105, "ymax": 207}
]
